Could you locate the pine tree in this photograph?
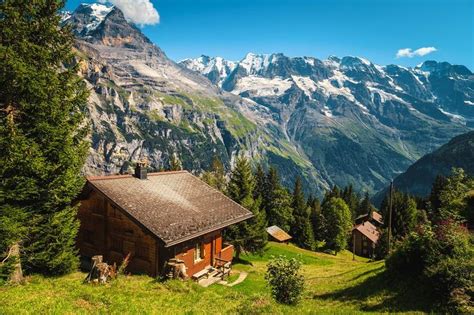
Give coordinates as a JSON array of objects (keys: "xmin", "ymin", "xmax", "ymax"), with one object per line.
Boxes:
[
  {"xmin": 309, "ymin": 197, "xmax": 325, "ymax": 243},
  {"xmin": 253, "ymin": 163, "xmax": 266, "ymax": 201},
  {"xmin": 322, "ymin": 198, "xmax": 352, "ymax": 255},
  {"xmin": 290, "ymin": 177, "xmax": 314, "ymax": 250},
  {"xmin": 201, "ymin": 155, "xmax": 226, "ymax": 191},
  {"xmin": 342, "ymin": 184, "xmax": 360, "ymax": 219},
  {"xmin": 380, "ymin": 190, "xmax": 417, "ymax": 240},
  {"xmin": 357, "ymin": 191, "xmax": 375, "ymax": 218},
  {"xmin": 169, "ymin": 153, "xmax": 182, "ymax": 171},
  {"xmin": 262, "ymin": 166, "xmax": 293, "ymax": 232},
  {"xmin": 225, "ymin": 156, "xmax": 267, "ymax": 258},
  {"xmin": 0, "ymin": 0, "xmax": 89, "ymax": 275},
  {"xmin": 323, "ymin": 185, "xmax": 341, "ymax": 205}
]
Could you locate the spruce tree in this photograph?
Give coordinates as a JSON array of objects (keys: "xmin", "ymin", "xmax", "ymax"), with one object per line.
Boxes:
[
  {"xmin": 262, "ymin": 166, "xmax": 293, "ymax": 231},
  {"xmin": 201, "ymin": 155, "xmax": 226, "ymax": 191},
  {"xmin": 0, "ymin": 0, "xmax": 89, "ymax": 275},
  {"xmin": 309, "ymin": 197, "xmax": 325, "ymax": 243},
  {"xmin": 169, "ymin": 153, "xmax": 182, "ymax": 171},
  {"xmin": 290, "ymin": 177, "xmax": 314, "ymax": 250},
  {"xmin": 342, "ymin": 184, "xmax": 360, "ymax": 219},
  {"xmin": 225, "ymin": 156, "xmax": 267, "ymax": 258},
  {"xmin": 322, "ymin": 198, "xmax": 352, "ymax": 255},
  {"xmin": 357, "ymin": 192, "xmax": 375, "ymax": 218},
  {"xmin": 380, "ymin": 190, "xmax": 417, "ymax": 240}
]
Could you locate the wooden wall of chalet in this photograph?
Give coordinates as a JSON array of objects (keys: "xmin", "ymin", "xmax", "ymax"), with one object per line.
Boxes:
[
  {"xmin": 353, "ymin": 230, "xmax": 375, "ymax": 258},
  {"xmin": 77, "ymin": 190, "xmax": 158, "ymax": 276},
  {"xmin": 173, "ymin": 230, "xmax": 223, "ymax": 277}
]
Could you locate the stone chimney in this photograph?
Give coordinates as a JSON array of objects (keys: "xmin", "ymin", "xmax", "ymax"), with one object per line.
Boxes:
[{"xmin": 134, "ymin": 161, "xmax": 147, "ymax": 180}]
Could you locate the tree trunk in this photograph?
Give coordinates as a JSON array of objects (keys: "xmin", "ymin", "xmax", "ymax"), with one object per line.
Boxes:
[{"xmin": 9, "ymin": 243, "xmax": 23, "ymax": 284}]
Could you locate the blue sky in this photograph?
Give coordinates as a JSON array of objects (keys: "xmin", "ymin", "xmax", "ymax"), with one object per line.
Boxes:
[{"xmin": 66, "ymin": 0, "xmax": 473, "ymax": 69}]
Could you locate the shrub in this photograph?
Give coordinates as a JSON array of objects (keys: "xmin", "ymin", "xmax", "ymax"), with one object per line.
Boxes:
[
  {"xmin": 386, "ymin": 221, "xmax": 473, "ymax": 311},
  {"xmin": 265, "ymin": 256, "xmax": 304, "ymax": 305}
]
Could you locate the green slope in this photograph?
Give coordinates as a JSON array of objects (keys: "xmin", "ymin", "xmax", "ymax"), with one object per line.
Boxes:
[{"xmin": 0, "ymin": 243, "xmax": 435, "ymax": 314}]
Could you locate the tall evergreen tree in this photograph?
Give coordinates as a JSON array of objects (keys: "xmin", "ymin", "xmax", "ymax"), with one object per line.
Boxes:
[
  {"xmin": 253, "ymin": 163, "xmax": 266, "ymax": 201},
  {"xmin": 201, "ymin": 155, "xmax": 226, "ymax": 191},
  {"xmin": 342, "ymin": 184, "xmax": 360, "ymax": 219},
  {"xmin": 290, "ymin": 177, "xmax": 314, "ymax": 250},
  {"xmin": 309, "ymin": 197, "xmax": 325, "ymax": 243},
  {"xmin": 380, "ymin": 190, "xmax": 417, "ymax": 240},
  {"xmin": 169, "ymin": 152, "xmax": 182, "ymax": 171},
  {"xmin": 225, "ymin": 156, "xmax": 267, "ymax": 258},
  {"xmin": 262, "ymin": 166, "xmax": 293, "ymax": 231},
  {"xmin": 322, "ymin": 198, "xmax": 352, "ymax": 255},
  {"xmin": 357, "ymin": 191, "xmax": 375, "ymax": 218},
  {"xmin": 0, "ymin": 0, "xmax": 89, "ymax": 275}
]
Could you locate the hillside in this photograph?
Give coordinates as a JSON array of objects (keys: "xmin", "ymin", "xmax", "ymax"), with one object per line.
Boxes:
[
  {"xmin": 375, "ymin": 131, "xmax": 474, "ymax": 202},
  {"xmin": 0, "ymin": 242, "xmax": 435, "ymax": 314}
]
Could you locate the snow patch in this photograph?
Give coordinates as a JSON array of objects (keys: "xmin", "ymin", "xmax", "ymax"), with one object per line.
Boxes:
[
  {"xmin": 84, "ymin": 3, "xmax": 114, "ymax": 34},
  {"xmin": 438, "ymin": 107, "xmax": 466, "ymax": 125},
  {"xmin": 233, "ymin": 76, "xmax": 293, "ymax": 97},
  {"xmin": 367, "ymin": 85, "xmax": 408, "ymax": 104}
]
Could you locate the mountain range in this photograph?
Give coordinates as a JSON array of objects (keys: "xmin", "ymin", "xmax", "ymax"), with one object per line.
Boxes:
[{"xmin": 63, "ymin": 3, "xmax": 474, "ymax": 196}]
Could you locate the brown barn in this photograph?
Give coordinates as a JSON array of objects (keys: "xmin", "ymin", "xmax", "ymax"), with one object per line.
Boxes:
[
  {"xmin": 76, "ymin": 165, "xmax": 253, "ymax": 279},
  {"xmin": 352, "ymin": 221, "xmax": 380, "ymax": 258}
]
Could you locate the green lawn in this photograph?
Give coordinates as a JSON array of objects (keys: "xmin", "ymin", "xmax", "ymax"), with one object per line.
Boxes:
[{"xmin": 0, "ymin": 242, "xmax": 434, "ymax": 314}]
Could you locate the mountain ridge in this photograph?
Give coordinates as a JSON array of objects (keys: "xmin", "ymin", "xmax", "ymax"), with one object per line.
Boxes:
[{"xmin": 64, "ymin": 3, "xmax": 473, "ymax": 196}]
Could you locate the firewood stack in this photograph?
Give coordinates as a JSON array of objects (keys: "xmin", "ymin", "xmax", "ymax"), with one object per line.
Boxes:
[{"xmin": 84, "ymin": 255, "xmax": 116, "ymax": 284}]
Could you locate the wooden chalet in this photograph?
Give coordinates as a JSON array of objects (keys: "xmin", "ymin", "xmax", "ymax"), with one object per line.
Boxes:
[
  {"xmin": 76, "ymin": 164, "xmax": 253, "ymax": 279},
  {"xmin": 266, "ymin": 225, "xmax": 292, "ymax": 243},
  {"xmin": 352, "ymin": 221, "xmax": 380, "ymax": 258}
]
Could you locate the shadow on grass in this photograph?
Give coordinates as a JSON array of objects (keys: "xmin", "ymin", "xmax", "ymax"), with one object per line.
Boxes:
[
  {"xmin": 232, "ymin": 257, "xmax": 254, "ymax": 266},
  {"xmin": 316, "ymin": 269, "xmax": 434, "ymax": 313}
]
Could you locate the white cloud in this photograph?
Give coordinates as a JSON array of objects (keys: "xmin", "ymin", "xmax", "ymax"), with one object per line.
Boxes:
[
  {"xmin": 99, "ymin": 0, "xmax": 159, "ymax": 26},
  {"xmin": 396, "ymin": 47, "xmax": 437, "ymax": 58}
]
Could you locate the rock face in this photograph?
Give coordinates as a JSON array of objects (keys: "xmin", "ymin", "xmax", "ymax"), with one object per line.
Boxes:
[
  {"xmin": 182, "ymin": 52, "xmax": 473, "ymax": 194},
  {"xmin": 64, "ymin": 4, "xmax": 322, "ymax": 193},
  {"xmin": 66, "ymin": 3, "xmax": 473, "ymax": 196},
  {"xmin": 374, "ymin": 131, "xmax": 474, "ymax": 203}
]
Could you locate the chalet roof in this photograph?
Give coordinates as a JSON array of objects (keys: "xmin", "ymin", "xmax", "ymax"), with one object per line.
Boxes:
[
  {"xmin": 353, "ymin": 221, "xmax": 380, "ymax": 244},
  {"xmin": 266, "ymin": 225, "xmax": 292, "ymax": 242},
  {"xmin": 87, "ymin": 171, "xmax": 253, "ymax": 247},
  {"xmin": 355, "ymin": 211, "xmax": 383, "ymax": 225}
]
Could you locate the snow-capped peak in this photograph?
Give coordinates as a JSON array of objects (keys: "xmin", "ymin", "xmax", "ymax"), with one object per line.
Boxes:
[
  {"xmin": 239, "ymin": 53, "xmax": 278, "ymax": 75},
  {"xmin": 179, "ymin": 55, "xmax": 236, "ymax": 86},
  {"xmin": 78, "ymin": 3, "xmax": 114, "ymax": 34}
]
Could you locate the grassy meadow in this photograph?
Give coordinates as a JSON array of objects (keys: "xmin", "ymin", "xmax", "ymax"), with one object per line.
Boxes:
[{"xmin": 0, "ymin": 242, "xmax": 434, "ymax": 314}]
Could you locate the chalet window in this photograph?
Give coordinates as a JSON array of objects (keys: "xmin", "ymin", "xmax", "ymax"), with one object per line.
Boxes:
[{"xmin": 194, "ymin": 242, "xmax": 205, "ymax": 263}]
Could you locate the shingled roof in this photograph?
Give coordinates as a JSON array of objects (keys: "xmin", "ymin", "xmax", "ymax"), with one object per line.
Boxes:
[
  {"xmin": 266, "ymin": 225, "xmax": 292, "ymax": 242},
  {"xmin": 353, "ymin": 221, "xmax": 380, "ymax": 244},
  {"xmin": 87, "ymin": 171, "xmax": 253, "ymax": 247}
]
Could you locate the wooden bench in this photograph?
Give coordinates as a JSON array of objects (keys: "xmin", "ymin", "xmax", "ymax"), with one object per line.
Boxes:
[{"xmin": 192, "ymin": 267, "xmax": 211, "ymax": 281}]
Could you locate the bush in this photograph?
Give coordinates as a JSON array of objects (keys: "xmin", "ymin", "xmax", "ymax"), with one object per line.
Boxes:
[
  {"xmin": 265, "ymin": 256, "xmax": 304, "ymax": 305},
  {"xmin": 386, "ymin": 221, "xmax": 473, "ymax": 311}
]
